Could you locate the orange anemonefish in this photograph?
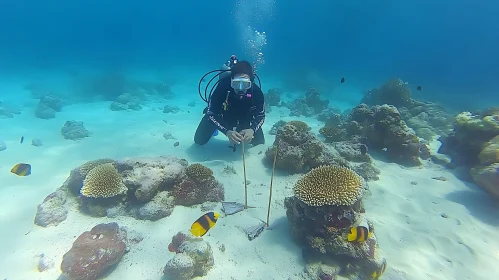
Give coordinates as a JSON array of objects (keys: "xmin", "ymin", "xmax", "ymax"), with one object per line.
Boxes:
[
  {"xmin": 371, "ymin": 260, "xmax": 387, "ymax": 279},
  {"xmin": 190, "ymin": 212, "xmax": 220, "ymax": 237},
  {"xmin": 10, "ymin": 163, "xmax": 31, "ymax": 176},
  {"xmin": 347, "ymin": 225, "xmax": 371, "ymax": 242}
]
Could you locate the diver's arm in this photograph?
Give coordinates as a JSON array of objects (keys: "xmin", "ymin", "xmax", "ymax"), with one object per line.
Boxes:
[
  {"xmin": 206, "ymin": 85, "xmax": 230, "ymax": 134},
  {"xmin": 250, "ymin": 86, "xmax": 266, "ymax": 132}
]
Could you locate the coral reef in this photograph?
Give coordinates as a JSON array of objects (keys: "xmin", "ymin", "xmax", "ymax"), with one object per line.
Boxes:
[
  {"xmin": 265, "ymin": 88, "xmax": 281, "ymax": 106},
  {"xmin": 0, "ymin": 101, "xmax": 21, "ymax": 119},
  {"xmin": 319, "ymin": 103, "xmax": 424, "ymax": 166},
  {"xmin": 264, "ymin": 122, "xmax": 350, "ymax": 174},
  {"xmin": 164, "ymin": 105, "xmax": 180, "ymax": 113},
  {"xmin": 269, "ymin": 120, "xmax": 287, "ymax": 135},
  {"xmin": 285, "ymin": 87, "xmax": 330, "ymax": 117},
  {"xmin": 34, "ymin": 156, "xmax": 224, "ymax": 224},
  {"xmin": 172, "ymin": 163, "xmax": 224, "ymax": 206},
  {"xmin": 110, "ymin": 93, "xmax": 143, "ymax": 111},
  {"xmin": 439, "ymin": 109, "xmax": 499, "ymax": 200},
  {"xmin": 360, "ymin": 78, "xmax": 454, "ymax": 140},
  {"xmin": 61, "ymin": 121, "xmax": 91, "ymax": 140},
  {"xmin": 61, "ymin": 223, "xmax": 127, "ymax": 280},
  {"xmin": 285, "ymin": 166, "xmax": 386, "ymax": 280},
  {"xmin": 163, "ymin": 231, "xmax": 215, "ymax": 280},
  {"xmin": 35, "ymin": 95, "xmax": 63, "ymax": 119}
]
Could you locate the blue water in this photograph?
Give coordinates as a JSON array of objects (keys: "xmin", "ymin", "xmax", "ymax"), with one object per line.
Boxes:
[
  {"xmin": 1, "ymin": 1, "xmax": 499, "ymax": 279},
  {"xmin": 1, "ymin": 0, "xmax": 498, "ymax": 110}
]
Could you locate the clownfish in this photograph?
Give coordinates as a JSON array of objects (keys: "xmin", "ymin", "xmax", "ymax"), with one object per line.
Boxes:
[
  {"xmin": 10, "ymin": 163, "xmax": 31, "ymax": 176},
  {"xmin": 347, "ymin": 225, "xmax": 372, "ymax": 242},
  {"xmin": 371, "ymin": 260, "xmax": 387, "ymax": 279},
  {"xmin": 190, "ymin": 212, "xmax": 220, "ymax": 237}
]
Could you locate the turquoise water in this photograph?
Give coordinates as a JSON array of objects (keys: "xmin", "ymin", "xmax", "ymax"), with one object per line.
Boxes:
[{"xmin": 1, "ymin": 1, "xmax": 499, "ymax": 280}]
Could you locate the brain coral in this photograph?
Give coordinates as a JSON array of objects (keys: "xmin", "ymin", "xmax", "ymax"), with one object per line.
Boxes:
[
  {"xmin": 79, "ymin": 158, "xmax": 115, "ymax": 177},
  {"xmin": 185, "ymin": 163, "xmax": 213, "ymax": 181},
  {"xmin": 80, "ymin": 163, "xmax": 127, "ymax": 198},
  {"xmin": 293, "ymin": 165, "xmax": 364, "ymax": 206}
]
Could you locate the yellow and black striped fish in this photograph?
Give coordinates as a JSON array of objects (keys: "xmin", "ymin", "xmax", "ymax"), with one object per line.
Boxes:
[
  {"xmin": 371, "ymin": 260, "xmax": 387, "ymax": 279},
  {"xmin": 10, "ymin": 163, "xmax": 31, "ymax": 176},
  {"xmin": 190, "ymin": 212, "xmax": 220, "ymax": 237},
  {"xmin": 347, "ymin": 225, "xmax": 371, "ymax": 242}
]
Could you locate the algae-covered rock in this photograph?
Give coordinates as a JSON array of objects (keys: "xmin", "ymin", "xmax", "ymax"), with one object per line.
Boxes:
[
  {"xmin": 478, "ymin": 135, "xmax": 499, "ymax": 165},
  {"xmin": 471, "ymin": 163, "xmax": 499, "ymax": 200},
  {"xmin": 163, "ymin": 232, "xmax": 215, "ymax": 279}
]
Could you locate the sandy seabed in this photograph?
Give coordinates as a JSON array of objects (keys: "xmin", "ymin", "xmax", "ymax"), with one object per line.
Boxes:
[{"xmin": 1, "ymin": 88, "xmax": 499, "ymax": 280}]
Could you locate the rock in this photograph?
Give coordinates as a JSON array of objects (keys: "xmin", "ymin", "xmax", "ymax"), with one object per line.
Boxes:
[
  {"xmin": 471, "ymin": 163, "xmax": 499, "ymax": 200},
  {"xmin": 431, "ymin": 153, "xmax": 451, "ymax": 166},
  {"xmin": 163, "ymin": 253, "xmax": 195, "ymax": 280},
  {"xmin": 163, "ymin": 105, "xmax": 180, "ymax": 113},
  {"xmin": 32, "ymin": 138, "xmax": 43, "ymax": 147},
  {"xmin": 35, "ymin": 104, "xmax": 56, "ymax": 119},
  {"xmin": 34, "ymin": 190, "xmax": 68, "ymax": 227},
  {"xmin": 116, "ymin": 156, "xmax": 187, "ymax": 202},
  {"xmin": 61, "ymin": 121, "xmax": 91, "ymax": 140},
  {"xmin": 37, "ymin": 254, "xmax": 54, "ymax": 272},
  {"xmin": 163, "ymin": 233, "xmax": 214, "ymax": 280},
  {"xmin": 478, "ymin": 135, "xmax": 499, "ymax": 165},
  {"xmin": 61, "ymin": 223, "xmax": 127, "ymax": 280},
  {"xmin": 0, "ymin": 140, "xmax": 6, "ymax": 151},
  {"xmin": 136, "ymin": 191, "xmax": 175, "ymax": 221},
  {"xmin": 163, "ymin": 132, "xmax": 175, "ymax": 140}
]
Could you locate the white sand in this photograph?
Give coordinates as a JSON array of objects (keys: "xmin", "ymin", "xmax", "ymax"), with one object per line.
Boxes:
[{"xmin": 1, "ymin": 83, "xmax": 499, "ymax": 280}]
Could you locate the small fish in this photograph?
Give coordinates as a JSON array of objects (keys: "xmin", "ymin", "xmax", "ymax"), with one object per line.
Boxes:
[
  {"xmin": 11, "ymin": 163, "xmax": 32, "ymax": 176},
  {"xmin": 359, "ymin": 144, "xmax": 368, "ymax": 155},
  {"xmin": 340, "ymin": 77, "xmax": 345, "ymax": 83},
  {"xmin": 371, "ymin": 260, "xmax": 387, "ymax": 280},
  {"xmin": 190, "ymin": 212, "xmax": 220, "ymax": 237},
  {"xmin": 20, "ymin": 136, "xmax": 24, "ymax": 144},
  {"xmin": 416, "ymin": 85, "xmax": 422, "ymax": 91},
  {"xmin": 347, "ymin": 226, "xmax": 371, "ymax": 242},
  {"xmin": 173, "ymin": 141, "xmax": 179, "ymax": 147},
  {"xmin": 228, "ymin": 144, "xmax": 237, "ymax": 152},
  {"xmin": 258, "ymin": 151, "xmax": 263, "ymax": 155}
]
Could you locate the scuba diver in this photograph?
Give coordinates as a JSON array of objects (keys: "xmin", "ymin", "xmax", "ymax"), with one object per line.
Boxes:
[{"xmin": 195, "ymin": 55, "xmax": 265, "ymax": 149}]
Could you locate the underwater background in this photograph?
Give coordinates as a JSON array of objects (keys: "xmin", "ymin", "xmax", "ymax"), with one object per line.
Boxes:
[
  {"xmin": 1, "ymin": 0, "xmax": 498, "ymax": 109},
  {"xmin": 1, "ymin": 1, "xmax": 499, "ymax": 280}
]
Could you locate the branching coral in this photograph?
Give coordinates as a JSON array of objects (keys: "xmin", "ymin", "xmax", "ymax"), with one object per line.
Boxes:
[
  {"xmin": 293, "ymin": 166, "xmax": 364, "ymax": 206},
  {"xmin": 80, "ymin": 163, "xmax": 127, "ymax": 198},
  {"xmin": 185, "ymin": 163, "xmax": 213, "ymax": 181}
]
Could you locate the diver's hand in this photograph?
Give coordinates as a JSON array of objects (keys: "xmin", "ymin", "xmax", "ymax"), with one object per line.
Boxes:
[
  {"xmin": 227, "ymin": 130, "xmax": 243, "ymax": 145},
  {"xmin": 240, "ymin": 129, "xmax": 254, "ymax": 142}
]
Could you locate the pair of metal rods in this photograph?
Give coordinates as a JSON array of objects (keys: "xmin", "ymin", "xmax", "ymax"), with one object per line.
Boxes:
[{"xmin": 241, "ymin": 141, "xmax": 278, "ymax": 227}]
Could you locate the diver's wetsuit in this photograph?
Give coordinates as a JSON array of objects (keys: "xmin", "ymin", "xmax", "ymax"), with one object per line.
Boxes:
[{"xmin": 194, "ymin": 76, "xmax": 265, "ymax": 146}]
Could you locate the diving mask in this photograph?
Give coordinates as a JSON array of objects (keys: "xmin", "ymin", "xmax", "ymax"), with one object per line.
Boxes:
[{"xmin": 231, "ymin": 77, "xmax": 252, "ymax": 91}]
